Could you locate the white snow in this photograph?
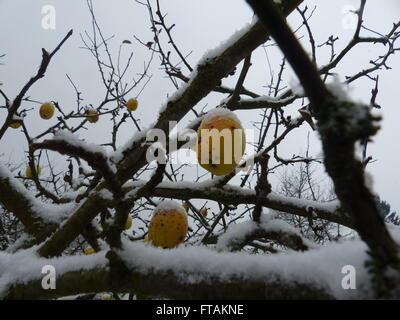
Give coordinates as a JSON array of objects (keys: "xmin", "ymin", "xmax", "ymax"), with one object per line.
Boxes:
[
  {"xmin": 326, "ymin": 76, "xmax": 352, "ymax": 102},
  {"xmin": 155, "ymin": 200, "xmax": 187, "ymax": 216},
  {"xmin": 216, "ymin": 213, "xmax": 316, "ymax": 251},
  {"xmin": 98, "ymin": 189, "xmax": 114, "ymax": 201},
  {"xmin": 0, "ymin": 246, "xmax": 107, "ymax": 298},
  {"xmin": 110, "ymin": 124, "xmax": 152, "ymax": 163},
  {"xmin": 2, "ymin": 227, "xmax": 400, "ymax": 299},
  {"xmin": 267, "ymin": 193, "xmax": 341, "ymax": 215},
  {"xmin": 52, "ymin": 131, "xmax": 117, "ymax": 173},
  {"xmin": 121, "ymin": 180, "xmax": 341, "ymax": 218},
  {"xmin": 216, "ymin": 218, "xmax": 259, "ymax": 251},
  {"xmin": 242, "ymin": 95, "xmax": 294, "ymax": 104},
  {"xmin": 53, "ymin": 130, "xmax": 108, "ymax": 157},
  {"xmin": 198, "ymin": 19, "xmax": 258, "ymax": 64},
  {"xmin": 201, "ymin": 108, "xmax": 241, "ymax": 126},
  {"xmin": 117, "ymin": 238, "xmax": 371, "ymax": 299}
]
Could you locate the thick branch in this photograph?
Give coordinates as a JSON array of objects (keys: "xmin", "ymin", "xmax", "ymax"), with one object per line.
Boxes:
[
  {"xmin": 125, "ymin": 182, "xmax": 351, "ymax": 228},
  {"xmin": 31, "ymin": 137, "xmax": 121, "ymax": 197},
  {"xmin": 3, "ymin": 243, "xmax": 334, "ymax": 300},
  {"xmin": 246, "ymin": 0, "xmax": 400, "ymax": 297}
]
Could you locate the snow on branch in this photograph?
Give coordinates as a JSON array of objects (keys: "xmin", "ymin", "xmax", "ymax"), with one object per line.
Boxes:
[
  {"xmin": 216, "ymin": 213, "xmax": 316, "ymax": 252},
  {"xmin": 229, "ymin": 95, "xmax": 297, "ymax": 111},
  {"xmin": 0, "ymin": 247, "xmax": 108, "ymax": 299},
  {"xmin": 122, "ymin": 180, "xmax": 349, "ymax": 228},
  {"xmin": 31, "ymin": 131, "xmax": 121, "ymax": 197},
  {"xmin": 0, "ymin": 162, "xmax": 76, "ymax": 238},
  {"xmin": 6, "ymin": 233, "xmax": 399, "ymax": 299}
]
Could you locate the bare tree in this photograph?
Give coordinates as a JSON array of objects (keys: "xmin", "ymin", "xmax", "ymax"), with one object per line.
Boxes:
[{"xmin": 0, "ymin": 0, "xmax": 400, "ymax": 299}]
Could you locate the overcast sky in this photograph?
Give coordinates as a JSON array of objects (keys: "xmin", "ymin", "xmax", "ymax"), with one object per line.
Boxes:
[{"xmin": 0, "ymin": 1, "xmax": 399, "ymax": 213}]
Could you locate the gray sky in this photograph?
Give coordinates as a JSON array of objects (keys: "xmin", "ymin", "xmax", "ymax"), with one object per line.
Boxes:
[{"xmin": 0, "ymin": 0, "xmax": 399, "ymax": 212}]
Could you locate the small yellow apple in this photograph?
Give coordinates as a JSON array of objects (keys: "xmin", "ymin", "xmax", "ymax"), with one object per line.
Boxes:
[
  {"xmin": 182, "ymin": 202, "xmax": 190, "ymax": 212},
  {"xmin": 100, "ymin": 216, "xmax": 132, "ymax": 230},
  {"xmin": 39, "ymin": 103, "xmax": 55, "ymax": 120},
  {"xmin": 124, "ymin": 216, "xmax": 132, "ymax": 230},
  {"xmin": 25, "ymin": 166, "xmax": 42, "ymax": 179},
  {"xmin": 9, "ymin": 122, "xmax": 22, "ymax": 129},
  {"xmin": 200, "ymin": 208, "xmax": 208, "ymax": 217},
  {"xmin": 196, "ymin": 109, "xmax": 246, "ymax": 176},
  {"xmin": 146, "ymin": 201, "xmax": 188, "ymax": 249},
  {"xmin": 84, "ymin": 247, "xmax": 95, "ymax": 255},
  {"xmin": 126, "ymin": 98, "xmax": 138, "ymax": 111},
  {"xmin": 86, "ymin": 109, "xmax": 99, "ymax": 123}
]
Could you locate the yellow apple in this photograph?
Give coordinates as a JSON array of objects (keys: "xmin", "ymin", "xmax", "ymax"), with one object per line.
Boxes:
[
  {"xmin": 25, "ymin": 166, "xmax": 42, "ymax": 179},
  {"xmin": 124, "ymin": 216, "xmax": 132, "ymax": 230},
  {"xmin": 145, "ymin": 201, "xmax": 188, "ymax": 249},
  {"xmin": 39, "ymin": 103, "xmax": 55, "ymax": 120},
  {"xmin": 196, "ymin": 109, "xmax": 246, "ymax": 176},
  {"xmin": 182, "ymin": 202, "xmax": 190, "ymax": 212},
  {"xmin": 9, "ymin": 122, "xmax": 22, "ymax": 129},
  {"xmin": 126, "ymin": 98, "xmax": 138, "ymax": 111},
  {"xmin": 84, "ymin": 247, "xmax": 95, "ymax": 255},
  {"xmin": 100, "ymin": 216, "xmax": 132, "ymax": 230},
  {"xmin": 200, "ymin": 208, "xmax": 208, "ymax": 217},
  {"xmin": 9, "ymin": 114, "xmax": 22, "ymax": 128},
  {"xmin": 86, "ymin": 109, "xmax": 99, "ymax": 123}
]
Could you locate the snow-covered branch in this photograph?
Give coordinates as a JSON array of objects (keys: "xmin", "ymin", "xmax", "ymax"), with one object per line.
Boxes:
[
  {"xmin": 31, "ymin": 131, "xmax": 121, "ymax": 197},
  {"xmin": 123, "ymin": 180, "xmax": 350, "ymax": 228},
  {"xmin": 229, "ymin": 95, "xmax": 297, "ymax": 111},
  {"xmin": 216, "ymin": 214, "xmax": 315, "ymax": 252},
  {"xmin": 3, "ymin": 237, "xmax": 387, "ymax": 300},
  {"xmin": 0, "ymin": 163, "xmax": 75, "ymax": 242}
]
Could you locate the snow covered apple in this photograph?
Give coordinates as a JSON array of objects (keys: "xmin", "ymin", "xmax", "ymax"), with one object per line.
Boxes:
[
  {"xmin": 196, "ymin": 109, "xmax": 245, "ymax": 176},
  {"xmin": 145, "ymin": 200, "xmax": 188, "ymax": 248},
  {"xmin": 39, "ymin": 102, "xmax": 55, "ymax": 120}
]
